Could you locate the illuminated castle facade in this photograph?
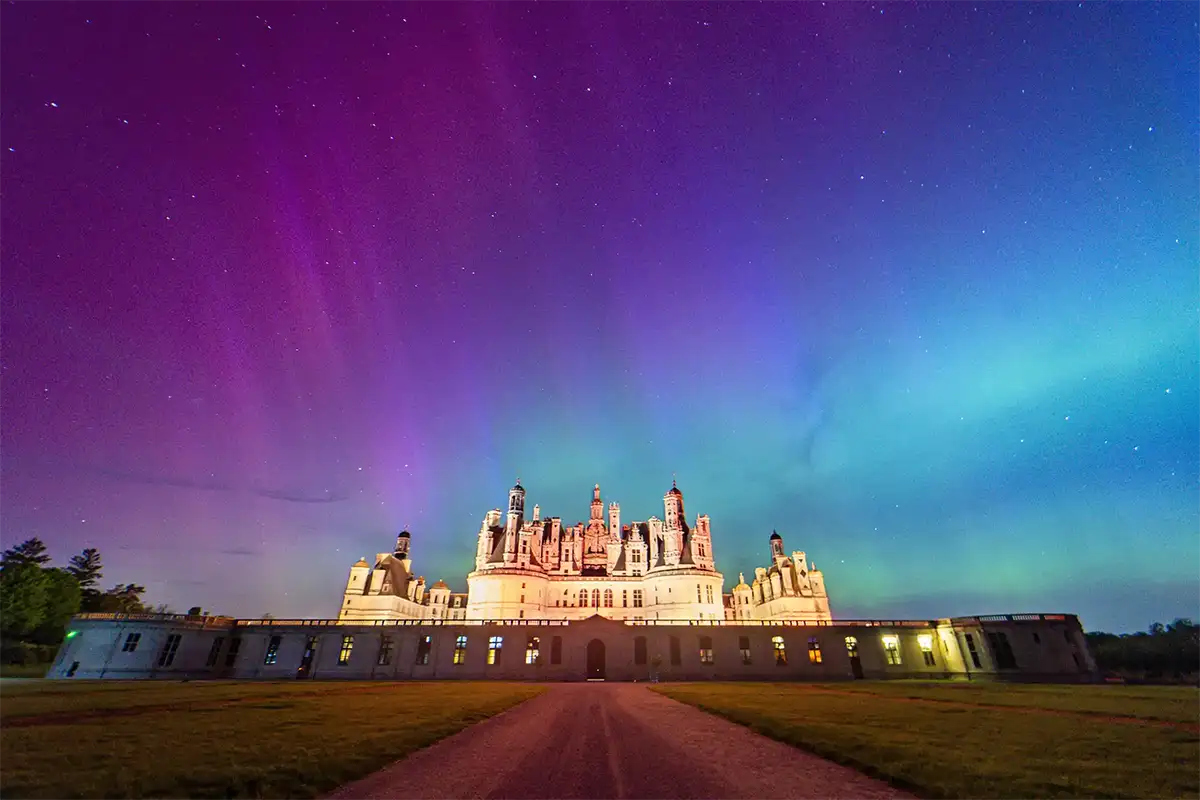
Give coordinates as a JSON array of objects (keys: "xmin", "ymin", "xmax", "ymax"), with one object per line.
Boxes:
[{"xmin": 338, "ymin": 481, "xmax": 832, "ymax": 624}]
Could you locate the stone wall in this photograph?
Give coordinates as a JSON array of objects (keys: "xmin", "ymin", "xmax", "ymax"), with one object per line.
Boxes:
[{"xmin": 48, "ymin": 611, "xmax": 1098, "ymax": 683}]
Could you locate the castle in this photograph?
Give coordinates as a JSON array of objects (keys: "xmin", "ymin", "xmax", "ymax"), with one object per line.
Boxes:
[
  {"xmin": 338, "ymin": 481, "xmax": 831, "ymax": 624},
  {"xmin": 46, "ymin": 479, "xmax": 1100, "ymax": 684}
]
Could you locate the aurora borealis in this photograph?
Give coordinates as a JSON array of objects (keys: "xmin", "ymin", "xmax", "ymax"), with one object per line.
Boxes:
[{"xmin": 2, "ymin": 3, "xmax": 1195, "ymax": 632}]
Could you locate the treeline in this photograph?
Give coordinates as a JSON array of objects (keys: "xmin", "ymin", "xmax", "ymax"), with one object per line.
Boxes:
[
  {"xmin": 0, "ymin": 537, "xmax": 155, "ymax": 665},
  {"xmin": 1085, "ymin": 619, "xmax": 1198, "ymax": 684}
]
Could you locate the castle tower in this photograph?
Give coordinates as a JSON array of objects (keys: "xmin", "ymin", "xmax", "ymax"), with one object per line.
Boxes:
[
  {"xmin": 663, "ymin": 479, "xmax": 684, "ymax": 531},
  {"xmin": 591, "ymin": 483, "xmax": 603, "ymax": 520},
  {"xmin": 394, "ymin": 530, "xmax": 411, "ymax": 559},
  {"xmin": 532, "ymin": 504, "xmax": 540, "ymax": 522},
  {"xmin": 504, "ymin": 481, "xmax": 525, "ymax": 562},
  {"xmin": 608, "ymin": 502, "xmax": 620, "ymax": 540},
  {"xmin": 770, "ymin": 530, "xmax": 785, "ymax": 560}
]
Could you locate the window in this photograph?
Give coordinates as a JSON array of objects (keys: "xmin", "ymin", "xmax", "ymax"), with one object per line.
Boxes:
[
  {"xmin": 669, "ymin": 636, "xmax": 681, "ymax": 665},
  {"xmin": 550, "ymin": 636, "xmax": 562, "ymax": 664},
  {"xmin": 488, "ymin": 635, "xmax": 503, "ymax": 665},
  {"xmin": 772, "ymin": 635, "xmax": 787, "ymax": 666},
  {"xmin": 604, "ymin": 589, "xmax": 613, "ymax": 608},
  {"xmin": 696, "ymin": 585, "xmax": 702, "ymax": 602},
  {"xmin": 698, "ymin": 543, "xmax": 706, "ymax": 557},
  {"xmin": 121, "ymin": 633, "xmax": 141, "ymax": 652},
  {"xmin": 264, "ymin": 635, "xmax": 282, "ymax": 665},
  {"xmin": 632, "ymin": 551, "xmax": 641, "ymax": 563},
  {"xmin": 415, "ymin": 635, "xmax": 432, "ymax": 665},
  {"xmin": 525, "ymin": 636, "xmax": 540, "ymax": 665},
  {"xmin": 699, "ymin": 636, "xmax": 714, "ymax": 665},
  {"xmin": 632, "ymin": 590, "xmax": 643, "ymax": 608},
  {"xmin": 987, "ymin": 631, "xmax": 1018, "ymax": 670},
  {"xmin": 225, "ymin": 637, "xmax": 242, "ymax": 667},
  {"xmin": 578, "ymin": 590, "xmax": 587, "ymax": 607},
  {"xmin": 205, "ymin": 637, "xmax": 225, "ymax": 667},
  {"xmin": 881, "ymin": 635, "xmax": 901, "ymax": 665},
  {"xmin": 453, "ymin": 635, "xmax": 468, "ymax": 664},
  {"xmin": 377, "ymin": 635, "xmax": 394, "ymax": 666},
  {"xmin": 157, "ymin": 634, "xmax": 182, "ymax": 667},
  {"xmin": 705, "ymin": 585, "xmax": 713, "ymax": 604},
  {"xmin": 634, "ymin": 636, "xmax": 647, "ymax": 665},
  {"xmin": 964, "ymin": 633, "xmax": 982, "ymax": 668},
  {"xmin": 845, "ymin": 636, "xmax": 859, "ymax": 656},
  {"xmin": 738, "ymin": 636, "xmax": 752, "ymax": 665},
  {"xmin": 338, "ymin": 635, "xmax": 354, "ymax": 666},
  {"xmin": 622, "ymin": 590, "xmax": 628, "ymax": 607},
  {"xmin": 520, "ymin": 594, "xmax": 525, "ymax": 603},
  {"xmin": 591, "ymin": 589, "xmax": 600, "ymax": 607},
  {"xmin": 807, "ymin": 636, "xmax": 822, "ymax": 664},
  {"xmin": 918, "ymin": 634, "xmax": 936, "ymax": 666}
]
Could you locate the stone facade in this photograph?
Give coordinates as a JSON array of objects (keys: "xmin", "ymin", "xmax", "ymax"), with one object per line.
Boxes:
[
  {"xmin": 48, "ymin": 612, "xmax": 1099, "ymax": 683},
  {"xmin": 340, "ymin": 481, "xmax": 831, "ymax": 624}
]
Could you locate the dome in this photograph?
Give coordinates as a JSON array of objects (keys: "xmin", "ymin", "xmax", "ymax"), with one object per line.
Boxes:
[
  {"xmin": 397, "ymin": 529, "xmax": 411, "ymax": 538},
  {"xmin": 353, "ymin": 558, "xmax": 370, "ymax": 568},
  {"xmin": 431, "ymin": 579, "xmax": 449, "ymax": 590},
  {"xmin": 770, "ymin": 530, "xmax": 782, "ymax": 541},
  {"xmin": 512, "ymin": 481, "xmax": 524, "ymax": 492}
]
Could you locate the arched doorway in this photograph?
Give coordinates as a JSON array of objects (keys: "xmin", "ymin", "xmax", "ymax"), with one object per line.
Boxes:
[{"xmin": 586, "ymin": 638, "xmax": 606, "ymax": 680}]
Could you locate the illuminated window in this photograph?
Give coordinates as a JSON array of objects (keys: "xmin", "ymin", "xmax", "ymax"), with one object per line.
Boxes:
[
  {"xmin": 453, "ymin": 635, "xmax": 468, "ymax": 665},
  {"xmin": 338, "ymin": 635, "xmax": 354, "ymax": 666},
  {"xmin": 772, "ymin": 635, "xmax": 788, "ymax": 666},
  {"xmin": 604, "ymin": 589, "xmax": 613, "ymax": 608},
  {"xmin": 122, "ymin": 633, "xmax": 141, "ymax": 653},
  {"xmin": 845, "ymin": 636, "xmax": 859, "ymax": 656},
  {"xmin": 550, "ymin": 636, "xmax": 562, "ymax": 664},
  {"xmin": 705, "ymin": 585, "xmax": 713, "ymax": 604},
  {"xmin": 488, "ymin": 635, "xmax": 503, "ymax": 665},
  {"xmin": 157, "ymin": 634, "xmax": 182, "ymax": 667},
  {"xmin": 918, "ymin": 634, "xmax": 936, "ymax": 666},
  {"xmin": 205, "ymin": 637, "xmax": 224, "ymax": 667},
  {"xmin": 699, "ymin": 636, "xmax": 714, "ymax": 665},
  {"xmin": 578, "ymin": 590, "xmax": 587, "ymax": 607},
  {"xmin": 525, "ymin": 636, "xmax": 540, "ymax": 664},
  {"xmin": 264, "ymin": 635, "xmax": 281, "ymax": 665},
  {"xmin": 415, "ymin": 635, "xmax": 432, "ymax": 665},
  {"xmin": 807, "ymin": 636, "xmax": 822, "ymax": 664},
  {"xmin": 634, "ymin": 636, "xmax": 647, "ymax": 665},
  {"xmin": 592, "ymin": 589, "xmax": 601, "ymax": 607},
  {"xmin": 632, "ymin": 590, "xmax": 643, "ymax": 608},
  {"xmin": 964, "ymin": 633, "xmax": 982, "ymax": 668},
  {"xmin": 377, "ymin": 635, "xmax": 394, "ymax": 666},
  {"xmin": 739, "ymin": 636, "xmax": 752, "ymax": 665},
  {"xmin": 882, "ymin": 635, "xmax": 901, "ymax": 665}
]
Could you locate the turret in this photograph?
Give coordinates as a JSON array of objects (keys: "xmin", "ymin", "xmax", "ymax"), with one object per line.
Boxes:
[
  {"xmin": 394, "ymin": 529, "xmax": 411, "ymax": 559},
  {"xmin": 608, "ymin": 502, "xmax": 620, "ymax": 540},
  {"xmin": 532, "ymin": 504, "xmax": 540, "ymax": 522}
]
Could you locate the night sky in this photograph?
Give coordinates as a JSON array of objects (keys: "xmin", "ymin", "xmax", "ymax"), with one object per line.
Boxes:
[{"xmin": 2, "ymin": 3, "xmax": 1196, "ymax": 632}]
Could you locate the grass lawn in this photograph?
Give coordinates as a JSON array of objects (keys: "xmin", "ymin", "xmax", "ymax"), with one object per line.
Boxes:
[
  {"xmin": 0, "ymin": 680, "xmax": 543, "ymax": 799},
  {"xmin": 654, "ymin": 682, "xmax": 1200, "ymax": 799}
]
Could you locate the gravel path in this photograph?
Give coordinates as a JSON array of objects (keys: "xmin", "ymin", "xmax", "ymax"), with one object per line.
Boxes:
[{"xmin": 328, "ymin": 683, "xmax": 911, "ymax": 799}]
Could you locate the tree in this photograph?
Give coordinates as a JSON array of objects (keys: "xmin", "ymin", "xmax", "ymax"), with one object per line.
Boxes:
[
  {"xmin": 91, "ymin": 584, "xmax": 149, "ymax": 614},
  {"xmin": 30, "ymin": 569, "xmax": 81, "ymax": 645},
  {"xmin": 1, "ymin": 538, "xmax": 51, "ymax": 568},
  {"xmin": 67, "ymin": 548, "xmax": 103, "ymax": 590},
  {"xmin": 0, "ymin": 563, "xmax": 49, "ymax": 637}
]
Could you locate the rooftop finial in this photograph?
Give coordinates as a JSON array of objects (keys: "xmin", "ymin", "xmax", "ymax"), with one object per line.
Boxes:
[{"xmin": 672, "ymin": 472, "xmax": 677, "ymax": 489}]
